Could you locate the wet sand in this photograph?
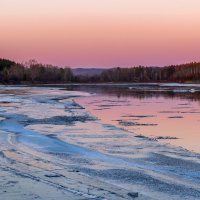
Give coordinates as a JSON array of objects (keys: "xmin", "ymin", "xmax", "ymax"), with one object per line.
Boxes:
[{"xmin": 0, "ymin": 86, "xmax": 200, "ymax": 199}]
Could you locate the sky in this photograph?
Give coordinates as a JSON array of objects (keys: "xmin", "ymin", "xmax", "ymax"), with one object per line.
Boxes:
[{"xmin": 1, "ymin": 0, "xmax": 200, "ymax": 68}]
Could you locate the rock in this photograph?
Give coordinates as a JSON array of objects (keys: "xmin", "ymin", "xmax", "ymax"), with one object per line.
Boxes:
[{"xmin": 127, "ymin": 192, "xmax": 139, "ymax": 198}]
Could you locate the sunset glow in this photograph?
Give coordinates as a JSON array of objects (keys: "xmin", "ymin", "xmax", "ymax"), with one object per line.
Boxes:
[{"xmin": 1, "ymin": 0, "xmax": 200, "ymax": 67}]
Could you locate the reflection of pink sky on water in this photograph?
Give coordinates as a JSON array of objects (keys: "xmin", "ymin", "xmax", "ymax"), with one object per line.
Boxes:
[{"xmin": 77, "ymin": 95, "xmax": 200, "ymax": 153}]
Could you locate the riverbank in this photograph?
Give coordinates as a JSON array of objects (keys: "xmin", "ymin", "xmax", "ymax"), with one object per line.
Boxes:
[{"xmin": 0, "ymin": 86, "xmax": 200, "ymax": 199}]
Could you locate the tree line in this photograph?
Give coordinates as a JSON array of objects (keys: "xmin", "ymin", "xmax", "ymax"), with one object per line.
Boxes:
[
  {"xmin": 75, "ymin": 63, "xmax": 200, "ymax": 83},
  {"xmin": 0, "ymin": 59, "xmax": 73, "ymax": 83},
  {"xmin": 0, "ymin": 58, "xmax": 200, "ymax": 83}
]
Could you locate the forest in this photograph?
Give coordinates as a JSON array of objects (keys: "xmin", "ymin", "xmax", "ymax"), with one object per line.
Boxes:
[
  {"xmin": 0, "ymin": 58, "xmax": 200, "ymax": 83},
  {"xmin": 0, "ymin": 59, "xmax": 73, "ymax": 83},
  {"xmin": 74, "ymin": 63, "xmax": 200, "ymax": 83}
]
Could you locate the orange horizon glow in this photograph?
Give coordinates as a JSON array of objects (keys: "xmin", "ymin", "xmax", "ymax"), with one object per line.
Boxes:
[{"xmin": 1, "ymin": 0, "xmax": 200, "ymax": 67}]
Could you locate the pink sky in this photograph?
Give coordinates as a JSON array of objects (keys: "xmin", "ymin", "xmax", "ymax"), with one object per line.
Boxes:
[{"xmin": 1, "ymin": 0, "xmax": 200, "ymax": 67}]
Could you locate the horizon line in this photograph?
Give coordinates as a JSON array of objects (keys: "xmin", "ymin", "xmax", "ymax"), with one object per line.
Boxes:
[{"xmin": 1, "ymin": 57, "xmax": 200, "ymax": 69}]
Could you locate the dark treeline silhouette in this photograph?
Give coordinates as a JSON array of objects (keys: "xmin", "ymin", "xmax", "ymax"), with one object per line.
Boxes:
[
  {"xmin": 0, "ymin": 58, "xmax": 200, "ymax": 83},
  {"xmin": 100, "ymin": 66, "xmax": 175, "ymax": 82},
  {"xmin": 170, "ymin": 62, "xmax": 200, "ymax": 82},
  {"xmin": 0, "ymin": 58, "xmax": 16, "ymax": 71},
  {"xmin": 0, "ymin": 59, "xmax": 73, "ymax": 83},
  {"xmin": 74, "ymin": 63, "xmax": 200, "ymax": 83}
]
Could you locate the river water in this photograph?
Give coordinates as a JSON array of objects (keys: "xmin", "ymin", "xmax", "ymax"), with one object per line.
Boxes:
[
  {"xmin": 0, "ymin": 85, "xmax": 200, "ymax": 199},
  {"xmin": 67, "ymin": 83, "xmax": 200, "ymax": 153}
]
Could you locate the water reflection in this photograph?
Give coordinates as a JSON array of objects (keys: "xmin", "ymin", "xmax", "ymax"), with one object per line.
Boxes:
[
  {"xmin": 65, "ymin": 84, "xmax": 200, "ymax": 102},
  {"xmin": 65, "ymin": 84, "xmax": 200, "ymax": 153}
]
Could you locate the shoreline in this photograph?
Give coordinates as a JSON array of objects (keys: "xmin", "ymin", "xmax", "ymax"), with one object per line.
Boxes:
[{"xmin": 0, "ymin": 86, "xmax": 199, "ymax": 199}]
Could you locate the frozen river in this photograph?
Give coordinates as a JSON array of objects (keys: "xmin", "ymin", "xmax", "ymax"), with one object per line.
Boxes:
[{"xmin": 0, "ymin": 84, "xmax": 200, "ymax": 200}]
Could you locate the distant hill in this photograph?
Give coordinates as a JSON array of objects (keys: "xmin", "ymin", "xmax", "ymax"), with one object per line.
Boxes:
[{"xmin": 72, "ymin": 68, "xmax": 105, "ymax": 77}]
